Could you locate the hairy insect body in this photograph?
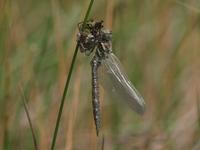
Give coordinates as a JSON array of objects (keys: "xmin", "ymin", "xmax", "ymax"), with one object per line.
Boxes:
[
  {"xmin": 78, "ymin": 21, "xmax": 113, "ymax": 136},
  {"xmin": 77, "ymin": 21, "xmax": 112, "ymax": 135},
  {"xmin": 77, "ymin": 20, "xmax": 145, "ymax": 136}
]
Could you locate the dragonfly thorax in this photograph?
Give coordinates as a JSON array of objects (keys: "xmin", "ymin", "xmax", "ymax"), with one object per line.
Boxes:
[{"xmin": 77, "ymin": 20, "xmax": 112, "ymax": 60}]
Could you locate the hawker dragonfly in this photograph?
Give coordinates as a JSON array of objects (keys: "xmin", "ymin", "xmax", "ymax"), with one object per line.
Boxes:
[{"xmin": 77, "ymin": 20, "xmax": 145, "ymax": 136}]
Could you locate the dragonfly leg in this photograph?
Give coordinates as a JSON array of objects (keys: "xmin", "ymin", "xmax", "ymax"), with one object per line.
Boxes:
[{"xmin": 91, "ymin": 55, "xmax": 101, "ymax": 136}]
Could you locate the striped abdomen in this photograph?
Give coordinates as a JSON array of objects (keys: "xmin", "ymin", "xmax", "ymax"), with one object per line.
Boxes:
[{"xmin": 91, "ymin": 56, "xmax": 101, "ymax": 136}]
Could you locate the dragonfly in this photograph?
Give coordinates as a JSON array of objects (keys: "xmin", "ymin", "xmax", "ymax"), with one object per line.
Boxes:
[{"xmin": 77, "ymin": 20, "xmax": 145, "ymax": 136}]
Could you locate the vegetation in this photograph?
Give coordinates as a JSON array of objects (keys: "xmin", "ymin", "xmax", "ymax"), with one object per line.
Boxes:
[{"xmin": 0, "ymin": 0, "xmax": 200, "ymax": 149}]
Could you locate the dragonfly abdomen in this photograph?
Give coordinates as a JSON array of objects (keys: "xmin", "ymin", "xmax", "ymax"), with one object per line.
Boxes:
[{"xmin": 91, "ymin": 56, "xmax": 101, "ymax": 136}]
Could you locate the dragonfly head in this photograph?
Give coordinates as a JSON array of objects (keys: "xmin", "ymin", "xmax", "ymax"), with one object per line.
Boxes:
[{"xmin": 77, "ymin": 20, "xmax": 112, "ymax": 58}]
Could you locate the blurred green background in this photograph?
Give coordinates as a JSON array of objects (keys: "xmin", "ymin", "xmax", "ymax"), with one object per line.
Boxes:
[{"xmin": 0, "ymin": 0, "xmax": 200, "ymax": 149}]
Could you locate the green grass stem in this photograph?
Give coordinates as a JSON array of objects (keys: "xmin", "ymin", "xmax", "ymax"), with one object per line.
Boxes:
[
  {"xmin": 19, "ymin": 85, "xmax": 38, "ymax": 150},
  {"xmin": 50, "ymin": 0, "xmax": 95, "ymax": 150}
]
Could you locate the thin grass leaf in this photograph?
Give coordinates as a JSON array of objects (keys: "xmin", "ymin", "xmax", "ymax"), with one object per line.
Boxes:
[
  {"xmin": 101, "ymin": 134, "xmax": 105, "ymax": 150},
  {"xmin": 19, "ymin": 85, "xmax": 38, "ymax": 150},
  {"xmin": 196, "ymin": 88, "xmax": 200, "ymax": 130},
  {"xmin": 50, "ymin": 0, "xmax": 95, "ymax": 150}
]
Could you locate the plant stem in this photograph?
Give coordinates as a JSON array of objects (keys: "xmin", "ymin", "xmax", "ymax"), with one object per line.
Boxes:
[
  {"xmin": 50, "ymin": 0, "xmax": 95, "ymax": 150},
  {"xmin": 19, "ymin": 85, "xmax": 38, "ymax": 150}
]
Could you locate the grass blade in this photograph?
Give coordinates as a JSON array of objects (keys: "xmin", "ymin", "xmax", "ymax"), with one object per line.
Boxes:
[
  {"xmin": 101, "ymin": 134, "xmax": 105, "ymax": 150},
  {"xmin": 50, "ymin": 0, "xmax": 95, "ymax": 150},
  {"xmin": 19, "ymin": 85, "xmax": 38, "ymax": 150},
  {"xmin": 196, "ymin": 88, "xmax": 200, "ymax": 130}
]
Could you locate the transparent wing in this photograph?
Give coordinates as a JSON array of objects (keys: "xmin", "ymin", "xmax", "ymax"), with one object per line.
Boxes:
[{"xmin": 100, "ymin": 53, "xmax": 145, "ymax": 115}]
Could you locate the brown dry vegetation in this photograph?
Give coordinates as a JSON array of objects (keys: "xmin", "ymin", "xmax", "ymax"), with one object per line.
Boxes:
[{"xmin": 0, "ymin": 0, "xmax": 200, "ymax": 150}]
